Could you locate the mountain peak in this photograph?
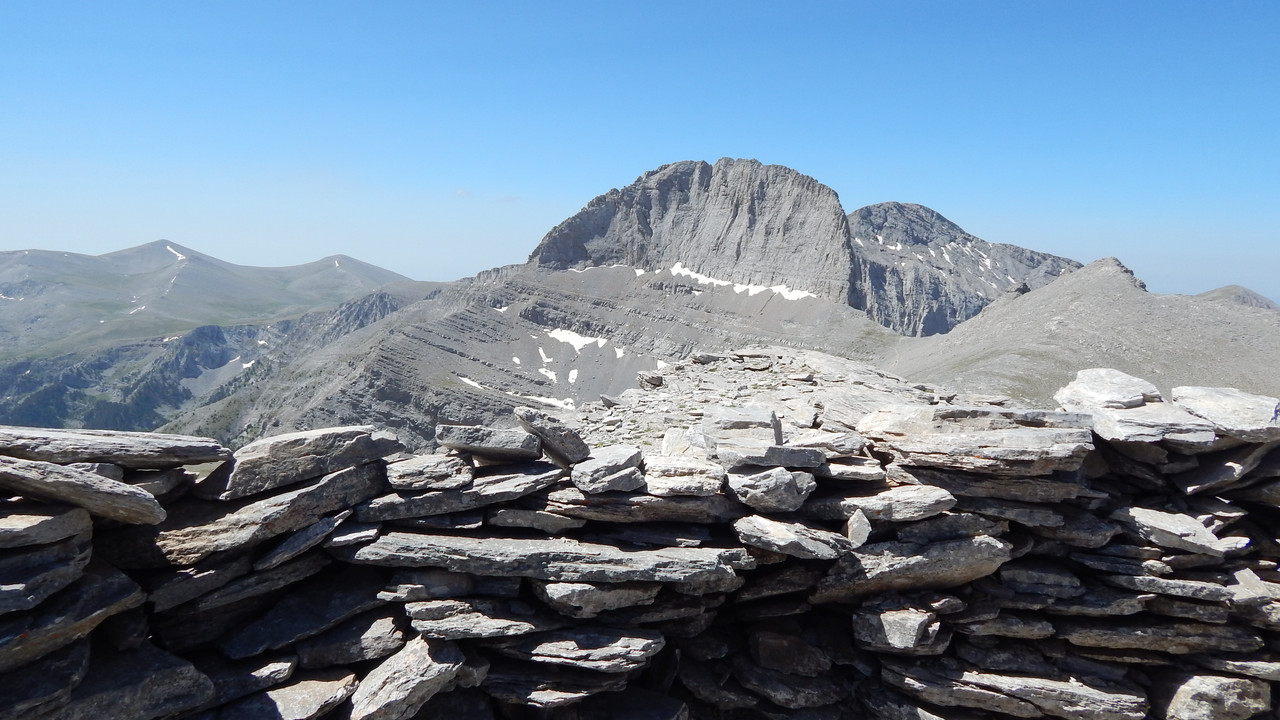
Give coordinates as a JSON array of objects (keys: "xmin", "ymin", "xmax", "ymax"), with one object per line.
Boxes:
[{"xmin": 528, "ymin": 158, "xmax": 855, "ymax": 304}]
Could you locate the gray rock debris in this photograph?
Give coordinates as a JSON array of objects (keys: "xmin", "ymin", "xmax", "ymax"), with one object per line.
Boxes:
[
  {"xmin": 484, "ymin": 626, "xmax": 665, "ymax": 673},
  {"xmin": 356, "ymin": 462, "xmax": 563, "ymax": 521},
  {"xmin": 641, "ymin": 455, "xmax": 726, "ymax": 496},
  {"xmin": 385, "ymin": 453, "xmax": 472, "ymax": 491},
  {"xmin": 0, "ymin": 501, "xmax": 90, "ymax": 548},
  {"xmin": 533, "ymin": 581, "xmax": 662, "ymax": 618}
]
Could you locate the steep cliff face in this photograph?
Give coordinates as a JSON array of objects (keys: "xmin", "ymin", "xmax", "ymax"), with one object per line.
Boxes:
[
  {"xmin": 529, "ymin": 159, "xmax": 858, "ymax": 305},
  {"xmin": 847, "ymin": 202, "xmax": 1081, "ymax": 335},
  {"xmin": 529, "ymin": 160, "xmax": 1079, "ymax": 336}
]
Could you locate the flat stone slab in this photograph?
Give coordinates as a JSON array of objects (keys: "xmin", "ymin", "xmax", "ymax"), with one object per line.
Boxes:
[
  {"xmin": 481, "ymin": 658, "xmax": 627, "ymax": 708},
  {"xmin": 107, "ymin": 461, "xmax": 384, "ymax": 567},
  {"xmin": 516, "ymin": 406, "xmax": 591, "ymax": 465},
  {"xmin": 857, "ymin": 405, "xmax": 1093, "ymax": 476},
  {"xmin": 407, "ymin": 598, "xmax": 569, "ymax": 639},
  {"xmin": 1173, "ymin": 386, "xmax": 1280, "ymax": 442},
  {"xmin": 0, "ymin": 425, "xmax": 230, "ymax": 469},
  {"xmin": 0, "ymin": 456, "xmax": 166, "ymax": 524},
  {"xmin": 349, "ymin": 636, "xmax": 465, "ymax": 720},
  {"xmin": 1056, "ymin": 619, "xmax": 1263, "ymax": 654},
  {"xmin": 732, "ymin": 515, "xmax": 854, "ymax": 560},
  {"xmin": 571, "ymin": 445, "xmax": 644, "ymax": 494},
  {"xmin": 39, "ymin": 641, "xmax": 213, "ymax": 720},
  {"xmin": 386, "ymin": 454, "xmax": 472, "ymax": 491},
  {"xmin": 0, "ymin": 533, "xmax": 91, "ymax": 615},
  {"xmin": 641, "ymin": 456, "xmax": 727, "ymax": 497},
  {"xmin": 187, "ymin": 653, "xmax": 298, "ymax": 712},
  {"xmin": 803, "ymin": 485, "xmax": 956, "ymax": 523},
  {"xmin": 340, "ymin": 530, "xmax": 753, "ymax": 584},
  {"xmin": 220, "ymin": 566, "xmax": 387, "ymax": 659},
  {"xmin": 535, "ymin": 487, "xmax": 748, "ymax": 524},
  {"xmin": 1113, "ymin": 507, "xmax": 1235, "ymax": 557},
  {"xmin": 295, "ymin": 609, "xmax": 405, "ymax": 668},
  {"xmin": 0, "ymin": 501, "xmax": 90, "ymax": 549},
  {"xmin": 812, "ymin": 535, "xmax": 1013, "ymax": 603},
  {"xmin": 1054, "ymin": 368, "xmax": 1163, "ymax": 410},
  {"xmin": 202, "ymin": 669, "xmax": 358, "ymax": 720},
  {"xmin": 0, "ymin": 561, "xmax": 143, "ymax": 673},
  {"xmin": 356, "ymin": 462, "xmax": 563, "ymax": 521},
  {"xmin": 436, "ymin": 425, "xmax": 541, "ymax": 461},
  {"xmin": 726, "ymin": 467, "xmax": 816, "ymax": 512},
  {"xmin": 0, "ymin": 640, "xmax": 88, "ymax": 720},
  {"xmin": 484, "ymin": 626, "xmax": 665, "ymax": 673},
  {"xmin": 205, "ymin": 425, "xmax": 402, "ymax": 501},
  {"xmin": 533, "ymin": 581, "xmax": 663, "ymax": 618}
]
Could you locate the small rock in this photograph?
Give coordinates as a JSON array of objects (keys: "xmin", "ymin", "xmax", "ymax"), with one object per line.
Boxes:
[
  {"xmin": 207, "ymin": 425, "xmax": 402, "ymax": 500},
  {"xmin": 348, "ymin": 636, "xmax": 465, "ymax": 720},
  {"xmin": 515, "ymin": 406, "xmax": 591, "ymax": 465},
  {"xmin": 726, "ymin": 467, "xmax": 816, "ymax": 512},
  {"xmin": 386, "ymin": 454, "xmax": 473, "ymax": 491},
  {"xmin": 436, "ymin": 425, "xmax": 541, "ymax": 461},
  {"xmin": 571, "ymin": 445, "xmax": 644, "ymax": 493}
]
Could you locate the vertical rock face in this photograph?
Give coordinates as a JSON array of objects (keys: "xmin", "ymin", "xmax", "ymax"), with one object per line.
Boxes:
[
  {"xmin": 528, "ymin": 158, "xmax": 859, "ymax": 307},
  {"xmin": 847, "ymin": 201, "xmax": 1081, "ymax": 335},
  {"xmin": 528, "ymin": 159, "xmax": 1078, "ymax": 336}
]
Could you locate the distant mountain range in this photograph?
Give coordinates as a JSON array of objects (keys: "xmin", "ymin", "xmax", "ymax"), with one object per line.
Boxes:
[{"xmin": 3, "ymin": 158, "xmax": 1277, "ymax": 448}]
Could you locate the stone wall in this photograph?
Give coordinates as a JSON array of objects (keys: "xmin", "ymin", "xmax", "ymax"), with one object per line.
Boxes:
[{"xmin": 2, "ymin": 364, "xmax": 1280, "ymax": 720}]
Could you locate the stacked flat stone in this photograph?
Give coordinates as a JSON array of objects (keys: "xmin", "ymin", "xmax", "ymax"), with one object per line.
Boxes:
[{"xmin": 2, "ymin": 357, "xmax": 1280, "ymax": 720}]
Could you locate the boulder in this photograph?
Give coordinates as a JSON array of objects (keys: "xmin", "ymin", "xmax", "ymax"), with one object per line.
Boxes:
[
  {"xmin": 732, "ymin": 515, "xmax": 854, "ymax": 560},
  {"xmin": 385, "ymin": 454, "xmax": 472, "ymax": 491},
  {"xmin": 356, "ymin": 462, "xmax": 563, "ymax": 521},
  {"xmin": 1172, "ymin": 386, "xmax": 1280, "ymax": 442},
  {"xmin": 726, "ymin": 467, "xmax": 816, "ymax": 512},
  {"xmin": 1163, "ymin": 674, "xmax": 1271, "ymax": 720},
  {"xmin": 515, "ymin": 406, "xmax": 592, "ymax": 465},
  {"xmin": 0, "ymin": 457, "xmax": 165, "ymax": 524},
  {"xmin": 435, "ymin": 425, "xmax": 541, "ymax": 461},
  {"xmin": 348, "ymin": 636, "xmax": 465, "ymax": 720},
  {"xmin": 1053, "ymin": 368, "xmax": 1163, "ymax": 409},
  {"xmin": 206, "ymin": 425, "xmax": 401, "ymax": 500},
  {"xmin": 571, "ymin": 446, "xmax": 644, "ymax": 494},
  {"xmin": 0, "ymin": 425, "xmax": 230, "ymax": 468}
]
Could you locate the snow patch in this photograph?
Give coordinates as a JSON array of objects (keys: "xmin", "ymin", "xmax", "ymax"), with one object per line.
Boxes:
[
  {"xmin": 538, "ymin": 346, "xmax": 553, "ymax": 363},
  {"xmin": 512, "ymin": 356, "xmax": 521, "ymax": 366},
  {"xmin": 242, "ymin": 360, "xmax": 255, "ymax": 369},
  {"xmin": 166, "ymin": 245, "xmax": 187, "ymax": 261},
  {"xmin": 568, "ymin": 369, "xmax": 578, "ymax": 384},
  {"xmin": 615, "ymin": 347, "xmax": 626, "ymax": 359},
  {"xmin": 656, "ymin": 360, "xmax": 670, "ymax": 369},
  {"xmin": 0, "ymin": 293, "xmax": 15, "ymax": 300},
  {"xmin": 673, "ymin": 262, "xmax": 814, "ymax": 301},
  {"xmin": 547, "ymin": 328, "xmax": 607, "ymax": 353},
  {"xmin": 258, "ymin": 339, "xmax": 268, "ymax": 346},
  {"xmin": 163, "ymin": 336, "xmax": 181, "ymax": 342},
  {"xmin": 538, "ymin": 368, "xmax": 558, "ymax": 383},
  {"xmin": 672, "ymin": 262, "xmax": 731, "ymax": 287},
  {"xmin": 459, "ymin": 376, "xmax": 483, "ymax": 389},
  {"xmin": 129, "ymin": 305, "xmax": 146, "ymax": 314},
  {"xmin": 853, "ymin": 237, "xmax": 865, "ymax": 246},
  {"xmin": 634, "ymin": 268, "xmax": 645, "ymax": 276},
  {"xmin": 494, "ymin": 306, "xmax": 510, "ymax": 313}
]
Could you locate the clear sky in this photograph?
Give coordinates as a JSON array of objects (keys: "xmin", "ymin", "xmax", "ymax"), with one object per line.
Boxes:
[{"xmin": 2, "ymin": 2, "xmax": 1277, "ymax": 302}]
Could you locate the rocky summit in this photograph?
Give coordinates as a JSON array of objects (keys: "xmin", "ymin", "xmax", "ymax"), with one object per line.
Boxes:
[{"xmin": 4, "ymin": 349, "xmax": 1280, "ymax": 719}]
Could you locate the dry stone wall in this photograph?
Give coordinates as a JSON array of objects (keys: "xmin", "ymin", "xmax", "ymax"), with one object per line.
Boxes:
[{"xmin": 2, "ymin": 357, "xmax": 1280, "ymax": 720}]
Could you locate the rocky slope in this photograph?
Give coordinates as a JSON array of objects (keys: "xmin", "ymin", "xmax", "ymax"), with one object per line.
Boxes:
[
  {"xmin": 847, "ymin": 201, "xmax": 1079, "ymax": 335},
  {"xmin": 0, "ymin": 240, "xmax": 410, "ymax": 359},
  {"xmin": 4, "ymin": 355, "xmax": 1280, "ymax": 719},
  {"xmin": 529, "ymin": 158, "xmax": 1079, "ymax": 336},
  {"xmin": 887, "ymin": 257, "xmax": 1280, "ymax": 405}
]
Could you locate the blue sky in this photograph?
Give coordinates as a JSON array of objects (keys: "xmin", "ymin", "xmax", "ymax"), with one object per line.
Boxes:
[{"xmin": 2, "ymin": 2, "xmax": 1277, "ymax": 302}]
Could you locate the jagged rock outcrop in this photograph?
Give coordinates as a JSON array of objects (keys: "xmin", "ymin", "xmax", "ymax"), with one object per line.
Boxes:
[
  {"xmin": 529, "ymin": 158, "xmax": 1078, "ymax": 335},
  {"xmin": 5, "ymin": 351, "xmax": 1280, "ymax": 719},
  {"xmin": 847, "ymin": 201, "xmax": 1080, "ymax": 335}
]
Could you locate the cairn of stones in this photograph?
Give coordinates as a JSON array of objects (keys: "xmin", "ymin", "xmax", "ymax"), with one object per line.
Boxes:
[{"xmin": 2, "ymin": 359, "xmax": 1280, "ymax": 720}]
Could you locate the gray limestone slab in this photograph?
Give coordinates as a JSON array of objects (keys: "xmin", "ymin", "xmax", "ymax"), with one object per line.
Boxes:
[
  {"xmin": 206, "ymin": 425, "xmax": 401, "ymax": 500},
  {"xmin": 341, "ymin": 530, "xmax": 752, "ymax": 584},
  {"xmin": 0, "ymin": 501, "xmax": 90, "ymax": 549},
  {"xmin": 0, "ymin": 425, "xmax": 230, "ymax": 468},
  {"xmin": 0, "ymin": 456, "xmax": 166, "ymax": 524}
]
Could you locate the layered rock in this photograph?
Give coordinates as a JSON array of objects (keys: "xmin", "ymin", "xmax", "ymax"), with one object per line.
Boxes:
[{"xmin": 3, "ymin": 354, "xmax": 1280, "ymax": 719}]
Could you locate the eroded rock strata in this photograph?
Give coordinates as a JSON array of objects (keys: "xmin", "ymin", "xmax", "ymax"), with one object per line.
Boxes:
[{"xmin": 2, "ymin": 354, "xmax": 1280, "ymax": 719}]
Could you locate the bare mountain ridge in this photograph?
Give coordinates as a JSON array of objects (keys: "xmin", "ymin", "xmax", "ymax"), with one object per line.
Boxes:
[
  {"xmin": 530, "ymin": 158, "xmax": 1080, "ymax": 336},
  {"xmin": 888, "ymin": 257, "xmax": 1280, "ymax": 405},
  {"xmin": 4, "ymin": 159, "xmax": 1278, "ymax": 446},
  {"xmin": 0, "ymin": 240, "xmax": 411, "ymax": 359}
]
